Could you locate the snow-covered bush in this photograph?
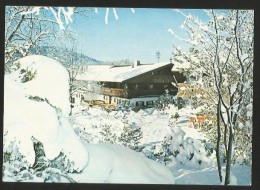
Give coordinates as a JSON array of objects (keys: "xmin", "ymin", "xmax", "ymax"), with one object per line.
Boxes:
[
  {"xmin": 168, "ymin": 112, "xmax": 181, "ymax": 127},
  {"xmin": 176, "ymin": 97, "xmax": 186, "ymax": 109},
  {"xmin": 147, "ymin": 138, "xmax": 172, "ymax": 164},
  {"xmin": 19, "ymin": 67, "xmax": 37, "ymax": 83},
  {"xmin": 118, "ymin": 115, "xmax": 143, "ymax": 152},
  {"xmin": 155, "ymin": 90, "xmax": 176, "ymax": 111},
  {"xmin": 8, "ymin": 61, "xmax": 21, "ymax": 73},
  {"xmin": 148, "ymin": 126, "xmax": 213, "ymax": 166},
  {"xmin": 155, "ymin": 91, "xmax": 185, "ymax": 111},
  {"xmin": 3, "ymin": 135, "xmax": 31, "ymax": 181},
  {"xmin": 3, "ymin": 135, "xmax": 79, "ymax": 182},
  {"xmin": 99, "ymin": 124, "xmax": 117, "ymax": 144}
]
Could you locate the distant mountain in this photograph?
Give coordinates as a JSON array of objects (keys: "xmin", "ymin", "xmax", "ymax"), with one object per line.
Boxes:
[
  {"xmin": 38, "ymin": 46, "xmax": 137, "ymax": 67},
  {"xmin": 12, "ymin": 45, "xmax": 135, "ymax": 68},
  {"xmin": 33, "ymin": 46, "xmax": 103, "ymax": 67}
]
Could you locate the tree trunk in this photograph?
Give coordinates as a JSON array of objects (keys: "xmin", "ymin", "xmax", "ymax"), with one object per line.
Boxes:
[
  {"xmin": 31, "ymin": 136, "xmax": 49, "ymax": 172},
  {"xmin": 69, "ymin": 104, "xmax": 73, "ymax": 116},
  {"xmin": 69, "ymin": 93, "xmax": 73, "ymax": 116},
  {"xmin": 224, "ymin": 125, "xmax": 234, "ymax": 185},
  {"xmin": 6, "ymin": 14, "xmax": 25, "ymax": 43},
  {"xmin": 216, "ymin": 99, "xmax": 222, "ymax": 182}
]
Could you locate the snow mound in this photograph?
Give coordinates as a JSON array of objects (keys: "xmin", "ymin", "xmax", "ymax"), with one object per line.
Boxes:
[
  {"xmin": 4, "ymin": 55, "xmax": 88, "ymax": 171},
  {"xmin": 10, "ymin": 55, "xmax": 70, "ymax": 115},
  {"xmin": 72, "ymin": 143, "xmax": 175, "ymax": 184}
]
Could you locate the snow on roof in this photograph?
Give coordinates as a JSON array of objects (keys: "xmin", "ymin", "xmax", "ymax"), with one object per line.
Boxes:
[{"xmin": 77, "ymin": 62, "xmax": 172, "ymax": 82}]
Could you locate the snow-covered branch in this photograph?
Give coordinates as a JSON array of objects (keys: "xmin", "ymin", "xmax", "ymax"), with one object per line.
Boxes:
[
  {"xmin": 96, "ymin": 7, "xmax": 135, "ymax": 24},
  {"xmin": 171, "ymin": 9, "xmax": 253, "ymax": 185},
  {"xmin": 21, "ymin": 7, "xmax": 75, "ymax": 30}
]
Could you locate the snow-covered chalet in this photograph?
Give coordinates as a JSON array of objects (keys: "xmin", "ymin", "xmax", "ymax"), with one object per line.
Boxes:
[{"xmin": 76, "ymin": 61, "xmax": 186, "ymax": 108}]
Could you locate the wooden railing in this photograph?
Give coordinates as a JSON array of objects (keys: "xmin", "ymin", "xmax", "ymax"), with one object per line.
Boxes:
[
  {"xmin": 102, "ymin": 87, "xmax": 129, "ymax": 98},
  {"xmin": 101, "ymin": 87, "xmax": 164, "ymax": 98}
]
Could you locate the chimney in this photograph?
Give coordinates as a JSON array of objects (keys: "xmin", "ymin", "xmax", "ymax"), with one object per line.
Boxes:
[
  {"xmin": 136, "ymin": 60, "xmax": 140, "ymax": 66},
  {"xmin": 132, "ymin": 60, "xmax": 141, "ymax": 68}
]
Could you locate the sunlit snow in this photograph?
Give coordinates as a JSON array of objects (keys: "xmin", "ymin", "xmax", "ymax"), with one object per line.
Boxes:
[
  {"xmin": 3, "ymin": 55, "xmax": 251, "ymax": 185},
  {"xmin": 3, "ymin": 55, "xmax": 176, "ymax": 184}
]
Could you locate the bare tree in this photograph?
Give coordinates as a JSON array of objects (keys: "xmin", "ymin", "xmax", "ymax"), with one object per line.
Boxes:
[
  {"xmin": 50, "ymin": 32, "xmax": 94, "ymax": 115},
  {"xmin": 5, "ymin": 6, "xmax": 54, "ymax": 72},
  {"xmin": 5, "ymin": 6, "xmax": 94, "ymax": 115},
  {"xmin": 5, "ymin": 6, "xmax": 92, "ymax": 73},
  {"xmin": 171, "ymin": 9, "xmax": 253, "ymax": 185}
]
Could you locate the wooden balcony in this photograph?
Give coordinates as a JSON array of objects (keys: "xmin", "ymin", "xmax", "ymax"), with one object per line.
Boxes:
[
  {"xmin": 102, "ymin": 87, "xmax": 129, "ymax": 98},
  {"xmin": 101, "ymin": 87, "xmax": 165, "ymax": 99}
]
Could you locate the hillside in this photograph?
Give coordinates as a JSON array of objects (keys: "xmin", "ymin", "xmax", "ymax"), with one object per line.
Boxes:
[{"xmin": 35, "ymin": 46, "xmax": 102, "ymax": 67}]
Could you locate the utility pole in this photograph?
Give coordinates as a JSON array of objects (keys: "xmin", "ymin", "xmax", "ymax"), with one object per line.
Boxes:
[{"xmin": 156, "ymin": 51, "xmax": 161, "ymax": 63}]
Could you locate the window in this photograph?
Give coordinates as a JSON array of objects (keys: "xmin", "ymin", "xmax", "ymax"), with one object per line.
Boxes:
[
  {"xmin": 136, "ymin": 101, "xmax": 144, "ymax": 106},
  {"xmin": 149, "ymin": 84, "xmax": 154, "ymax": 89},
  {"xmin": 146, "ymin": 101, "xmax": 155, "ymax": 106},
  {"xmin": 125, "ymin": 100, "xmax": 130, "ymax": 106},
  {"xmin": 135, "ymin": 84, "xmax": 139, "ymax": 90},
  {"xmin": 123, "ymin": 83, "xmax": 128, "ymax": 89}
]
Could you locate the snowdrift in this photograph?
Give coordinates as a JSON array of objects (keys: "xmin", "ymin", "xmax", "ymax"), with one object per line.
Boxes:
[
  {"xmin": 3, "ymin": 55, "xmax": 175, "ymax": 184},
  {"xmin": 4, "ymin": 55, "xmax": 88, "ymax": 171},
  {"xmin": 73, "ymin": 143, "xmax": 175, "ymax": 183}
]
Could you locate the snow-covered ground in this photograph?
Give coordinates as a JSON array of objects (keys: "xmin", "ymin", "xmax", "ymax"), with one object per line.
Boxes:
[
  {"xmin": 3, "ymin": 55, "xmax": 175, "ymax": 184},
  {"xmin": 71, "ymin": 104, "xmax": 251, "ymax": 185},
  {"xmin": 3, "ymin": 55, "xmax": 251, "ymax": 185}
]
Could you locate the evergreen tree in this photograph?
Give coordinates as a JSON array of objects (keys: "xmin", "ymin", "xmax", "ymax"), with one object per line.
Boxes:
[
  {"xmin": 155, "ymin": 89, "xmax": 176, "ymax": 111},
  {"xmin": 118, "ymin": 115, "xmax": 143, "ymax": 152},
  {"xmin": 99, "ymin": 124, "xmax": 117, "ymax": 144}
]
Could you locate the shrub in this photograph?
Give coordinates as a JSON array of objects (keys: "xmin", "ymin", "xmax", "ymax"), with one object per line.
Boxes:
[
  {"xmin": 147, "ymin": 126, "xmax": 213, "ymax": 166},
  {"xmin": 99, "ymin": 124, "xmax": 117, "ymax": 144},
  {"xmin": 118, "ymin": 115, "xmax": 143, "ymax": 152},
  {"xmin": 20, "ymin": 67, "xmax": 37, "ymax": 83}
]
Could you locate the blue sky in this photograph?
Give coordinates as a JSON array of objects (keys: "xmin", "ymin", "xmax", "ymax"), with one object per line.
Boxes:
[{"xmin": 71, "ymin": 8, "xmax": 208, "ymax": 63}]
